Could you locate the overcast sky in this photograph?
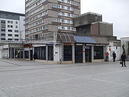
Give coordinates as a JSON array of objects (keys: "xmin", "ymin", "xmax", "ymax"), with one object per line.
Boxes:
[{"xmin": 0, "ymin": 0, "xmax": 129, "ymax": 39}]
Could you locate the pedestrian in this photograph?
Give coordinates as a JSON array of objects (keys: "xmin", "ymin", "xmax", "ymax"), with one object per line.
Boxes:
[
  {"xmin": 121, "ymin": 52, "xmax": 127, "ymax": 67},
  {"xmin": 105, "ymin": 52, "xmax": 109, "ymax": 62},
  {"xmin": 112, "ymin": 52, "xmax": 116, "ymax": 62},
  {"xmin": 60, "ymin": 57, "xmax": 62, "ymax": 64}
]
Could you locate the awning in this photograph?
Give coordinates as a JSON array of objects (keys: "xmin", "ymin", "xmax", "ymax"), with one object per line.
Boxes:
[
  {"xmin": 57, "ymin": 33, "xmax": 109, "ymax": 45},
  {"xmin": 57, "ymin": 33, "xmax": 74, "ymax": 43},
  {"xmin": 74, "ymin": 36, "xmax": 96, "ymax": 43}
]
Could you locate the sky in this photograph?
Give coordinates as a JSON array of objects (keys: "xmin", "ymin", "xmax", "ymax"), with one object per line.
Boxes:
[{"xmin": 0, "ymin": 0, "xmax": 129, "ymax": 39}]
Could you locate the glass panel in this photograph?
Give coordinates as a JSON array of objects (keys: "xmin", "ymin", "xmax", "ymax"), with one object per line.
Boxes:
[
  {"xmin": 94, "ymin": 46, "xmax": 104, "ymax": 59},
  {"xmin": 48, "ymin": 46, "xmax": 53, "ymax": 61},
  {"xmin": 75, "ymin": 45, "xmax": 83, "ymax": 63},
  {"xmin": 64, "ymin": 45, "xmax": 72, "ymax": 61}
]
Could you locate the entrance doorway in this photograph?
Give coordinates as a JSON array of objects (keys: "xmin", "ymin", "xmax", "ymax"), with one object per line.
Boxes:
[
  {"xmin": 85, "ymin": 46, "xmax": 92, "ymax": 62},
  {"xmin": 63, "ymin": 45, "xmax": 72, "ymax": 61},
  {"xmin": 30, "ymin": 50, "xmax": 33, "ymax": 60},
  {"xmin": 48, "ymin": 46, "xmax": 53, "ymax": 61},
  {"xmin": 34, "ymin": 46, "xmax": 46, "ymax": 60},
  {"xmin": 75, "ymin": 45, "xmax": 83, "ymax": 63},
  {"xmin": 24, "ymin": 51, "xmax": 29, "ymax": 59}
]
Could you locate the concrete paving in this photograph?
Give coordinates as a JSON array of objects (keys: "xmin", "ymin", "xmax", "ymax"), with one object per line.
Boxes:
[{"xmin": 0, "ymin": 59, "xmax": 129, "ymax": 97}]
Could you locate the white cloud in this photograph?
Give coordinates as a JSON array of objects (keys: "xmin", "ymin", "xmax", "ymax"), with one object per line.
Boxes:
[
  {"xmin": 0, "ymin": 0, "xmax": 25, "ymax": 13},
  {"xmin": 81, "ymin": 0, "xmax": 129, "ymax": 39}
]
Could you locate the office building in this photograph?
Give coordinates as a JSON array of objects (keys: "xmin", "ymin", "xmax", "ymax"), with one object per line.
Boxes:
[
  {"xmin": 0, "ymin": 10, "xmax": 25, "ymax": 58},
  {"xmin": 0, "ymin": 10, "xmax": 25, "ymax": 41}
]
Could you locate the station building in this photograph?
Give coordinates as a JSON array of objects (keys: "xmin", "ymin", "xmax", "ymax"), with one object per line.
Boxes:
[
  {"xmin": 8, "ymin": 12, "xmax": 120, "ymax": 63},
  {"xmin": 2, "ymin": 0, "xmax": 121, "ymax": 63}
]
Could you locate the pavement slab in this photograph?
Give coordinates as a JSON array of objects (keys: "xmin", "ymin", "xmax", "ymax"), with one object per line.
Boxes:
[{"xmin": 0, "ymin": 59, "xmax": 129, "ymax": 97}]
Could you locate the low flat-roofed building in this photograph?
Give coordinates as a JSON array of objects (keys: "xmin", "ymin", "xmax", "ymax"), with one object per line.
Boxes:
[
  {"xmin": 73, "ymin": 12, "xmax": 102, "ymax": 27},
  {"xmin": 91, "ymin": 22, "xmax": 113, "ymax": 36}
]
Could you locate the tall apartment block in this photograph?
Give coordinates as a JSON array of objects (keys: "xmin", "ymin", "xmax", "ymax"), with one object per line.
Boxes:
[
  {"xmin": 0, "ymin": 11, "xmax": 25, "ymax": 41},
  {"xmin": 25, "ymin": 0, "xmax": 80, "ymax": 40}
]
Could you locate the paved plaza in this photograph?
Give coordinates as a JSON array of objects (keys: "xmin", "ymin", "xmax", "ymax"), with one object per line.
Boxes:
[{"xmin": 0, "ymin": 59, "xmax": 129, "ymax": 97}]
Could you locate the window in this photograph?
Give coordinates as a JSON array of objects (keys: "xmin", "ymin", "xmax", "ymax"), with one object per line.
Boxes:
[
  {"xmin": 1, "ymin": 29, "xmax": 5, "ymax": 32},
  {"xmin": 1, "ymin": 34, "xmax": 5, "ymax": 36},
  {"xmin": 52, "ymin": 4, "xmax": 58, "ymax": 8},
  {"xmin": 15, "ymin": 34, "xmax": 19, "ymax": 37},
  {"xmin": 48, "ymin": 46, "xmax": 53, "ymax": 61},
  {"xmin": 8, "ymin": 38, "xmax": 12, "ymax": 40},
  {"xmin": 16, "ymin": 26, "xmax": 18, "ymax": 28},
  {"xmin": 8, "ymin": 25, "xmax": 13, "ymax": 28},
  {"xmin": 63, "ymin": 45, "xmax": 72, "ymax": 61},
  {"xmin": 1, "ymin": 38, "xmax": 5, "ymax": 40},
  {"xmin": 94, "ymin": 46, "xmax": 104, "ymax": 59},
  {"xmin": 34, "ymin": 47, "xmax": 46, "ymax": 60},
  {"xmin": 8, "ymin": 30, "xmax": 12, "ymax": 32},
  {"xmin": 15, "ymin": 30, "xmax": 19, "ymax": 32},
  {"xmin": 35, "ymin": 34, "xmax": 39, "ymax": 40},
  {"xmin": 1, "ymin": 20, "xmax": 5, "ymax": 23},
  {"xmin": 8, "ymin": 21, "xmax": 13, "ymax": 24},
  {"xmin": 8, "ymin": 34, "xmax": 12, "ymax": 36},
  {"xmin": 75, "ymin": 45, "xmax": 83, "ymax": 63},
  {"xmin": 15, "ymin": 39, "xmax": 19, "ymax": 41}
]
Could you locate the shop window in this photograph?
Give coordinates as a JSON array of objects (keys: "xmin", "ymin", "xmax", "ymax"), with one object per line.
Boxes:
[
  {"xmin": 64, "ymin": 45, "xmax": 72, "ymax": 61},
  {"xmin": 94, "ymin": 46, "xmax": 104, "ymax": 59},
  {"xmin": 34, "ymin": 47, "xmax": 46, "ymax": 60},
  {"xmin": 48, "ymin": 46, "xmax": 53, "ymax": 61},
  {"xmin": 75, "ymin": 45, "xmax": 83, "ymax": 63},
  {"xmin": 24, "ymin": 51, "xmax": 29, "ymax": 58}
]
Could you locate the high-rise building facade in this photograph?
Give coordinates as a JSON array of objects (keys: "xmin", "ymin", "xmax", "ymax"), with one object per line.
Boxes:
[
  {"xmin": 0, "ymin": 11, "xmax": 25, "ymax": 41},
  {"xmin": 25, "ymin": 0, "xmax": 80, "ymax": 40}
]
